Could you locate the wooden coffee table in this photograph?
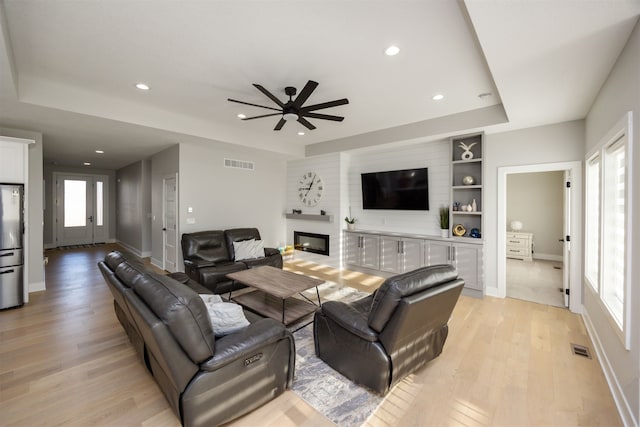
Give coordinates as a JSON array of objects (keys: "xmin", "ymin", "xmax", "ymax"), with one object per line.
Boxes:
[{"xmin": 226, "ymin": 266, "xmax": 324, "ymax": 326}]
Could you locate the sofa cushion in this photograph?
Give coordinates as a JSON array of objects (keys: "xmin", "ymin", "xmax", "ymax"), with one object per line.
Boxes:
[
  {"xmin": 182, "ymin": 230, "xmax": 230, "ymax": 263},
  {"xmin": 233, "ymin": 239, "xmax": 265, "ymax": 261},
  {"xmin": 224, "ymin": 228, "xmax": 261, "ymax": 261},
  {"xmin": 133, "ymin": 272, "xmax": 216, "ymax": 363},
  {"xmin": 114, "ymin": 258, "xmax": 148, "ymax": 288}
]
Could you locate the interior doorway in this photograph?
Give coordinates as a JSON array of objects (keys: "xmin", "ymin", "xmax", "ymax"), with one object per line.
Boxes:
[
  {"xmin": 505, "ymin": 171, "xmax": 565, "ymax": 307},
  {"xmin": 54, "ymin": 173, "xmax": 109, "ymax": 246},
  {"xmin": 497, "ymin": 161, "xmax": 582, "ymax": 313}
]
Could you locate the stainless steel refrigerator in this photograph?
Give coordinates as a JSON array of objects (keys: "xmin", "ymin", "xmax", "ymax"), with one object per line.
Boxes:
[{"xmin": 0, "ymin": 184, "xmax": 24, "ymax": 309}]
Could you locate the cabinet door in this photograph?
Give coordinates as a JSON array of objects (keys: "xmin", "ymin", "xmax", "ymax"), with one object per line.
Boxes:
[
  {"xmin": 380, "ymin": 237, "xmax": 400, "ymax": 273},
  {"xmin": 454, "ymin": 243, "xmax": 481, "ymax": 291},
  {"xmin": 344, "ymin": 232, "xmax": 360, "ymax": 267},
  {"xmin": 400, "ymin": 238, "xmax": 424, "ymax": 272},
  {"xmin": 426, "ymin": 241, "xmax": 450, "ymax": 265},
  {"xmin": 360, "ymin": 235, "xmax": 380, "ymax": 270}
]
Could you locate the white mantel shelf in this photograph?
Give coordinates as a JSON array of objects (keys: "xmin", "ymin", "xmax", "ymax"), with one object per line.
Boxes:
[{"xmin": 285, "ymin": 213, "xmax": 334, "ymax": 223}]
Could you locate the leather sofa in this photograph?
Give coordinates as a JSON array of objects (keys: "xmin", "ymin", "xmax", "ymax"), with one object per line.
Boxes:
[
  {"xmin": 181, "ymin": 228, "xmax": 283, "ymax": 294},
  {"xmin": 313, "ymin": 264, "xmax": 464, "ymax": 395},
  {"xmin": 98, "ymin": 251, "xmax": 295, "ymax": 427}
]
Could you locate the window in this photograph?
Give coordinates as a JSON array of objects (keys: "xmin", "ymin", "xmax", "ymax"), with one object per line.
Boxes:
[
  {"xmin": 96, "ymin": 181, "xmax": 104, "ymax": 226},
  {"xmin": 64, "ymin": 179, "xmax": 86, "ymax": 227},
  {"xmin": 585, "ymin": 155, "xmax": 600, "ymax": 289},
  {"xmin": 584, "ymin": 112, "xmax": 632, "ymax": 348}
]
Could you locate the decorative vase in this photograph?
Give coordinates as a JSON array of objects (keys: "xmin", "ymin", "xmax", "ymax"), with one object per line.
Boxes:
[
  {"xmin": 462, "ymin": 175, "xmax": 475, "ymax": 185},
  {"xmin": 347, "ymin": 223, "xmax": 355, "ymax": 231},
  {"xmin": 440, "ymin": 229, "xmax": 449, "ymax": 238},
  {"xmin": 471, "ymin": 199, "xmax": 477, "ymax": 212}
]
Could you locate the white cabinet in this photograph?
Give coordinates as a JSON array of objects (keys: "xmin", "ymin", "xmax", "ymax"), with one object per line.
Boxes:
[
  {"xmin": 506, "ymin": 232, "xmax": 533, "ymax": 262},
  {"xmin": 345, "ymin": 232, "xmax": 380, "ymax": 270},
  {"xmin": 0, "ymin": 139, "xmax": 27, "ymax": 183},
  {"xmin": 345, "ymin": 230, "xmax": 484, "ymax": 296},
  {"xmin": 425, "ymin": 240, "xmax": 483, "ymax": 294},
  {"xmin": 380, "ymin": 236, "xmax": 424, "ymax": 274}
]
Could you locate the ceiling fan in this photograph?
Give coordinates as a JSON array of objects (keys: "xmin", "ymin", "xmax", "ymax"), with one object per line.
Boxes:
[{"xmin": 227, "ymin": 80, "xmax": 348, "ymax": 131}]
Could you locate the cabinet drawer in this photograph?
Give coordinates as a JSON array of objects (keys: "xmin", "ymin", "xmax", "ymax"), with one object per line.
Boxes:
[
  {"xmin": 507, "ymin": 247, "xmax": 530, "ymax": 256},
  {"xmin": 506, "ymin": 237, "xmax": 528, "ymax": 248}
]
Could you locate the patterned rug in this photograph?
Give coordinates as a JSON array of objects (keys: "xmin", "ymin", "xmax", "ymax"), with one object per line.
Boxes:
[{"xmin": 291, "ymin": 283, "xmax": 384, "ymax": 426}]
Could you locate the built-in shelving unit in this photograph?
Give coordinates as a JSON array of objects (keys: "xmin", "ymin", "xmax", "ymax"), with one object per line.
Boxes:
[{"xmin": 450, "ymin": 133, "xmax": 483, "ymax": 239}]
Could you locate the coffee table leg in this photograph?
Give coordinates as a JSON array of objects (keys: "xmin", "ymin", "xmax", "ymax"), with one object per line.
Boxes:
[
  {"xmin": 315, "ymin": 286, "xmax": 321, "ymax": 306},
  {"xmin": 282, "ymin": 299, "xmax": 285, "ymax": 324}
]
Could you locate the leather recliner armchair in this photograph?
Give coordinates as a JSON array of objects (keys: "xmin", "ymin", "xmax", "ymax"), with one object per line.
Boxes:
[
  {"xmin": 313, "ymin": 264, "xmax": 464, "ymax": 395},
  {"xmin": 182, "ymin": 228, "xmax": 283, "ymax": 294}
]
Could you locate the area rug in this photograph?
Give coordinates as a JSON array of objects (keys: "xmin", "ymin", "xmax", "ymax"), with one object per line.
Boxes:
[{"xmin": 291, "ymin": 283, "xmax": 384, "ymax": 426}]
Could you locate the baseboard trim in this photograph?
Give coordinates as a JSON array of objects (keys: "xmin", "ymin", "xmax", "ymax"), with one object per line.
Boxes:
[
  {"xmin": 533, "ymin": 253, "xmax": 563, "ymax": 262},
  {"xmin": 582, "ymin": 308, "xmax": 637, "ymax": 427},
  {"xmin": 115, "ymin": 241, "xmax": 144, "ymax": 258},
  {"xmin": 44, "ymin": 243, "xmax": 56, "ymax": 250},
  {"xmin": 150, "ymin": 257, "xmax": 163, "ymax": 270},
  {"xmin": 28, "ymin": 281, "xmax": 46, "ymax": 293}
]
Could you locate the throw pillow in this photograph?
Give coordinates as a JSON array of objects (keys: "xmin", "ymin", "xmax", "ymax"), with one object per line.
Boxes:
[
  {"xmin": 233, "ymin": 239, "xmax": 265, "ymax": 261},
  {"xmin": 200, "ymin": 294, "xmax": 250, "ymax": 337}
]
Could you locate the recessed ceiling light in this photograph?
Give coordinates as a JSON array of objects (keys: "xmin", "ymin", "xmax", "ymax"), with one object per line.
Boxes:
[
  {"xmin": 298, "ymin": 132, "xmax": 305, "ymax": 136},
  {"xmin": 83, "ymin": 162, "xmax": 91, "ymax": 166},
  {"xmin": 432, "ymin": 94, "xmax": 444, "ymax": 101},
  {"xmin": 237, "ymin": 113, "xmax": 246, "ymax": 119},
  {"xmin": 385, "ymin": 45, "xmax": 400, "ymax": 56},
  {"xmin": 478, "ymin": 92, "xmax": 492, "ymax": 99},
  {"xmin": 135, "ymin": 83, "xmax": 150, "ymax": 90},
  {"xmin": 95, "ymin": 150, "xmax": 104, "ymax": 154}
]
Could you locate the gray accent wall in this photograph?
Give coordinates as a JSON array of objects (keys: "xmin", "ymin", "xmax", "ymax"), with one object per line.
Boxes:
[
  {"xmin": 506, "ymin": 171, "xmax": 564, "ymax": 259},
  {"xmin": 116, "ymin": 159, "xmax": 151, "ymax": 256},
  {"xmin": 584, "ymin": 19, "xmax": 640, "ymax": 426},
  {"xmin": 150, "ymin": 145, "xmax": 178, "ymax": 267}
]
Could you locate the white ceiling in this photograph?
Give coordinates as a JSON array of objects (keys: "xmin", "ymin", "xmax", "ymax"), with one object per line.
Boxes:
[{"xmin": 0, "ymin": 0, "xmax": 638, "ymax": 170}]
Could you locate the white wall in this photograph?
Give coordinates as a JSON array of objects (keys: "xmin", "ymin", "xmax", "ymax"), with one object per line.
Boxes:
[
  {"xmin": 507, "ymin": 171, "xmax": 564, "ymax": 259},
  {"xmin": 584, "ymin": 20, "xmax": 640, "ymax": 427},
  {"xmin": 286, "ymin": 153, "xmax": 343, "ymax": 269},
  {"xmin": 178, "ymin": 141, "xmax": 287, "ymax": 271},
  {"xmin": 0, "ymin": 126, "xmax": 44, "ymax": 294},
  {"xmin": 347, "ymin": 139, "xmax": 450, "ymax": 236},
  {"xmin": 484, "ymin": 121, "xmax": 585, "ymax": 296}
]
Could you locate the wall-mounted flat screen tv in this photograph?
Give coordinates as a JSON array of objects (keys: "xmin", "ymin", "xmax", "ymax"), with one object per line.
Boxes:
[{"xmin": 361, "ymin": 168, "xmax": 429, "ymax": 210}]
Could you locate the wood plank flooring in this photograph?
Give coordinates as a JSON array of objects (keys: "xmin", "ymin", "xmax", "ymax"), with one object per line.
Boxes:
[{"xmin": 0, "ymin": 245, "xmax": 621, "ymax": 426}]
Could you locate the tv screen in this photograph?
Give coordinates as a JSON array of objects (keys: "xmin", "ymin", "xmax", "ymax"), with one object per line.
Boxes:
[{"xmin": 361, "ymin": 168, "xmax": 429, "ymax": 210}]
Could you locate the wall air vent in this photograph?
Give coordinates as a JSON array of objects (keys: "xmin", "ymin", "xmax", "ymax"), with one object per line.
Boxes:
[{"xmin": 224, "ymin": 158, "xmax": 255, "ymax": 170}]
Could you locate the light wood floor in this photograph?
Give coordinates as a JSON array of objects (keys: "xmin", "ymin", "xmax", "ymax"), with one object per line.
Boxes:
[{"xmin": 0, "ymin": 244, "xmax": 621, "ymax": 426}]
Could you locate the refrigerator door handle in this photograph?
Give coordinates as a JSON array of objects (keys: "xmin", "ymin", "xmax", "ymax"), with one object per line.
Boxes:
[
  {"xmin": 0, "ymin": 252, "xmax": 14, "ymax": 257},
  {"xmin": 0, "ymin": 269, "xmax": 15, "ymax": 274}
]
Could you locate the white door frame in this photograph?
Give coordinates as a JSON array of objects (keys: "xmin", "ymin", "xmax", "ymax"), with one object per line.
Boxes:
[
  {"xmin": 162, "ymin": 173, "xmax": 179, "ymax": 272},
  {"xmin": 497, "ymin": 161, "xmax": 582, "ymax": 313},
  {"xmin": 53, "ymin": 172, "xmax": 110, "ymax": 246}
]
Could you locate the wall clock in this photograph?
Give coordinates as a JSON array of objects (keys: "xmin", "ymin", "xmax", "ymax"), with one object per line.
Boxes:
[{"xmin": 298, "ymin": 172, "xmax": 323, "ymax": 207}]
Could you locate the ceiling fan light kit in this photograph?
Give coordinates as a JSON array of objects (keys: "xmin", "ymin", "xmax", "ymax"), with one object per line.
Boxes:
[{"xmin": 228, "ymin": 80, "xmax": 348, "ymax": 131}]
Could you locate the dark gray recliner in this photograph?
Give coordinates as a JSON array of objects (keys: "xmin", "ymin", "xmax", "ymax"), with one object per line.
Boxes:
[{"xmin": 313, "ymin": 264, "xmax": 464, "ymax": 395}]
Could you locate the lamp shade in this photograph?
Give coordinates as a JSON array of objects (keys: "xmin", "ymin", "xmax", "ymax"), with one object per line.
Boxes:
[
  {"xmin": 510, "ymin": 220, "xmax": 523, "ymax": 231},
  {"xmin": 282, "ymin": 112, "xmax": 298, "ymax": 121}
]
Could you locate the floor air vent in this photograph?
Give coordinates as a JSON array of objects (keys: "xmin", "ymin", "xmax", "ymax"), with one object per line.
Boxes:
[
  {"xmin": 570, "ymin": 343, "xmax": 592, "ymax": 359},
  {"xmin": 224, "ymin": 158, "xmax": 254, "ymax": 170}
]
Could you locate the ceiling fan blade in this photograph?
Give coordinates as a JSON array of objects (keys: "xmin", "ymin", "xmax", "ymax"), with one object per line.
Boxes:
[
  {"xmin": 253, "ymin": 84, "xmax": 285, "ymax": 108},
  {"xmin": 301, "ymin": 112, "xmax": 344, "ymax": 122},
  {"xmin": 242, "ymin": 113, "xmax": 282, "ymax": 120},
  {"xmin": 227, "ymin": 98, "xmax": 281, "ymax": 112},
  {"xmin": 274, "ymin": 118, "xmax": 286, "ymax": 131},
  {"xmin": 293, "ymin": 80, "xmax": 318, "ymax": 108},
  {"xmin": 297, "ymin": 117, "xmax": 316, "ymax": 130},
  {"xmin": 300, "ymin": 98, "xmax": 349, "ymax": 112}
]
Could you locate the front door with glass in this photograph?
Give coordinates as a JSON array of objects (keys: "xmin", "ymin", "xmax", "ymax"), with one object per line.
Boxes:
[{"xmin": 56, "ymin": 174, "xmax": 108, "ymax": 246}]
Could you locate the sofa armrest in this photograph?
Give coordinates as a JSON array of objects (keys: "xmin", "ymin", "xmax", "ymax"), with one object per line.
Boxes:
[
  {"xmin": 185, "ymin": 258, "xmax": 216, "ymax": 269},
  {"xmin": 264, "ymin": 247, "xmax": 280, "ymax": 257},
  {"xmin": 321, "ymin": 301, "xmax": 378, "ymax": 342},
  {"xmin": 201, "ymin": 318, "xmax": 294, "ymax": 371}
]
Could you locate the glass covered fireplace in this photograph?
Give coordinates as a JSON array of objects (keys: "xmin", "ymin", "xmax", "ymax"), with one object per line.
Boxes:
[{"xmin": 294, "ymin": 231, "xmax": 330, "ymax": 256}]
